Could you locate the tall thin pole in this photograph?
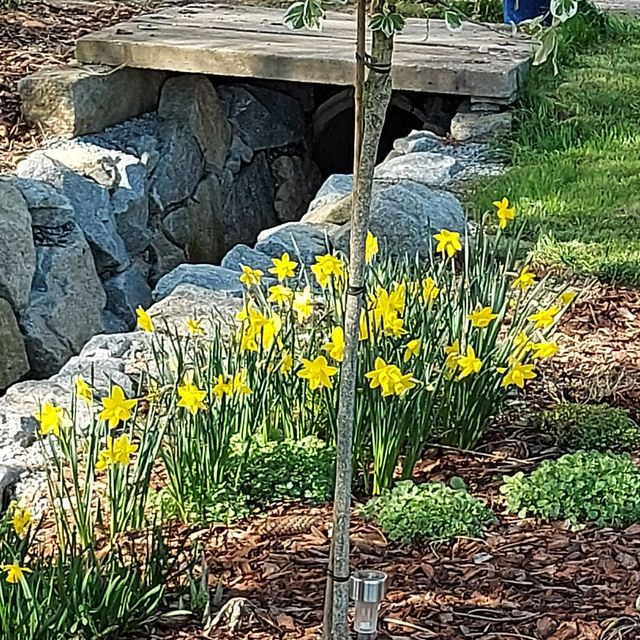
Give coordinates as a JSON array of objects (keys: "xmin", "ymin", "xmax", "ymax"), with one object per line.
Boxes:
[{"xmin": 321, "ymin": 1, "xmax": 367, "ymax": 638}]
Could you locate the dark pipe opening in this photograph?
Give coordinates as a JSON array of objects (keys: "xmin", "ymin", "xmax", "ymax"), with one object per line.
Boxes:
[{"xmin": 313, "ymin": 103, "xmax": 425, "ymax": 178}]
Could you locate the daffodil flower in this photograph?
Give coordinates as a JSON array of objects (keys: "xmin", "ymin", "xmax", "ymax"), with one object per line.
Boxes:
[
  {"xmin": 34, "ymin": 402, "xmax": 65, "ymax": 438},
  {"xmin": 501, "ymin": 362, "xmax": 536, "ymax": 388},
  {"xmin": 1, "ymin": 563, "xmax": 31, "ymax": 584},
  {"xmin": 468, "ymin": 306, "xmax": 498, "ymax": 329},
  {"xmin": 177, "ymin": 382, "xmax": 207, "ymax": 414},
  {"xmin": 269, "ymin": 253, "xmax": 298, "ymax": 281},
  {"xmin": 457, "ymin": 345, "xmax": 482, "ymax": 379},
  {"xmin": 513, "ymin": 265, "xmax": 536, "ymax": 290},
  {"xmin": 434, "ymin": 229, "xmax": 462, "ymax": 258},
  {"xmin": 99, "ymin": 386, "xmax": 137, "ymax": 428},
  {"xmin": 322, "ymin": 326, "xmax": 345, "ymax": 362},
  {"xmin": 239, "ymin": 264, "xmax": 263, "ymax": 287},
  {"xmin": 365, "ymin": 231, "xmax": 379, "ymax": 264},
  {"xmin": 136, "ymin": 306, "xmax": 154, "ymax": 333},
  {"xmin": 297, "ymin": 355, "xmax": 338, "ymax": 390},
  {"xmin": 493, "ymin": 197, "xmax": 515, "ymax": 229}
]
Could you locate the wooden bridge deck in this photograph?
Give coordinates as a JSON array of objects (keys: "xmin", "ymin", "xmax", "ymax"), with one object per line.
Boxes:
[{"xmin": 75, "ymin": 3, "xmax": 534, "ymax": 102}]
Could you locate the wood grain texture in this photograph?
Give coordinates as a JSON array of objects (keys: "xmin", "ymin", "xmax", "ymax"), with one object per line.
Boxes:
[{"xmin": 76, "ymin": 3, "xmax": 534, "ymax": 99}]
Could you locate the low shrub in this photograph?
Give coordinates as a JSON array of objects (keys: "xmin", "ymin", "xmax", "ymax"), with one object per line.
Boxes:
[
  {"xmin": 236, "ymin": 436, "xmax": 335, "ymax": 508},
  {"xmin": 535, "ymin": 403, "xmax": 640, "ymax": 452},
  {"xmin": 501, "ymin": 451, "xmax": 640, "ymax": 527},
  {"xmin": 0, "ymin": 0, "xmax": 20, "ymax": 10},
  {"xmin": 360, "ymin": 480, "xmax": 495, "ymax": 543}
]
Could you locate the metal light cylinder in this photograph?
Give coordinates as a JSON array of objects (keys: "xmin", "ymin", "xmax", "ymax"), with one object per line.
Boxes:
[{"xmin": 349, "ymin": 570, "xmax": 388, "ymax": 638}]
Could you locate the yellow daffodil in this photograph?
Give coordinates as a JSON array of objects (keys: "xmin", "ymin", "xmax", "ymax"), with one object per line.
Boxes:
[
  {"xmin": 212, "ymin": 374, "xmax": 233, "ymax": 399},
  {"xmin": 365, "ymin": 358, "xmax": 415, "ymax": 397},
  {"xmin": 297, "ymin": 355, "xmax": 338, "ymax": 390},
  {"xmin": 530, "ymin": 341, "xmax": 559, "ymax": 359},
  {"xmin": 359, "ymin": 310, "xmax": 373, "ymax": 341},
  {"xmin": 232, "ymin": 370, "xmax": 252, "ymax": 395},
  {"xmin": 513, "ymin": 265, "xmax": 536, "ymax": 290},
  {"xmin": 96, "ymin": 438, "xmax": 117, "ymax": 471},
  {"xmin": 528, "ymin": 306, "xmax": 560, "ymax": 329},
  {"xmin": 113, "ymin": 433, "xmax": 138, "ymax": 465},
  {"xmin": 365, "ymin": 231, "xmax": 379, "ymax": 264},
  {"xmin": 444, "ymin": 339, "xmax": 461, "ymax": 370},
  {"xmin": 559, "ymin": 291, "xmax": 577, "ymax": 306},
  {"xmin": 240, "ymin": 329, "xmax": 258, "ymax": 353},
  {"xmin": 269, "ymin": 252, "xmax": 298, "ymax": 281},
  {"xmin": 512, "ymin": 331, "xmax": 532, "ymax": 359},
  {"xmin": 292, "ymin": 286, "xmax": 314, "ymax": 322},
  {"xmin": 403, "ymin": 339, "xmax": 421, "ymax": 363},
  {"xmin": 279, "ymin": 351, "xmax": 293, "ymax": 375},
  {"xmin": 186, "ymin": 317, "xmax": 205, "ymax": 336},
  {"xmin": 493, "ymin": 197, "xmax": 515, "ymax": 229},
  {"xmin": 12, "ymin": 507, "xmax": 32, "ymax": 536},
  {"xmin": 501, "ymin": 362, "xmax": 536, "ymax": 388},
  {"xmin": 382, "ymin": 313, "xmax": 406, "ymax": 337},
  {"xmin": 99, "ymin": 386, "xmax": 137, "ymax": 428},
  {"xmin": 260, "ymin": 314, "xmax": 282, "ymax": 350},
  {"xmin": 434, "ymin": 229, "xmax": 462, "ymax": 258},
  {"xmin": 267, "ymin": 284, "xmax": 293, "ymax": 305},
  {"xmin": 468, "ymin": 306, "xmax": 498, "ymax": 328},
  {"xmin": 1, "ymin": 563, "xmax": 31, "ymax": 584},
  {"xmin": 239, "ymin": 264, "xmax": 263, "ymax": 287},
  {"xmin": 75, "ymin": 376, "xmax": 93, "ymax": 406},
  {"xmin": 422, "ymin": 277, "xmax": 440, "ymax": 303},
  {"xmin": 322, "ymin": 326, "xmax": 345, "ymax": 362},
  {"xmin": 34, "ymin": 402, "xmax": 65, "ymax": 438},
  {"xmin": 136, "ymin": 306, "xmax": 154, "ymax": 333},
  {"xmin": 457, "ymin": 345, "xmax": 482, "ymax": 379},
  {"xmin": 371, "ymin": 284, "xmax": 405, "ymax": 323},
  {"xmin": 177, "ymin": 382, "xmax": 207, "ymax": 414},
  {"xmin": 311, "ymin": 254, "xmax": 344, "ymax": 288}
]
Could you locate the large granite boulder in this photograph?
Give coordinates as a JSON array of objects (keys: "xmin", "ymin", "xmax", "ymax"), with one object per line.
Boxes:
[
  {"xmin": 272, "ymin": 155, "xmax": 322, "ymax": 223},
  {"xmin": 151, "ymin": 75, "xmax": 231, "ymax": 211},
  {"xmin": 0, "ymin": 180, "xmax": 36, "ymax": 312},
  {"xmin": 0, "ymin": 298, "xmax": 29, "ymax": 390},
  {"xmin": 219, "ymin": 152, "xmax": 277, "ymax": 248},
  {"xmin": 255, "ymin": 222, "xmax": 337, "ymax": 265},
  {"xmin": 161, "ymin": 174, "xmax": 226, "ymax": 263},
  {"xmin": 153, "ymin": 264, "xmax": 243, "ymax": 301},
  {"xmin": 220, "ymin": 244, "xmax": 274, "ymax": 273},
  {"xmin": 219, "ymin": 84, "xmax": 304, "ymax": 151},
  {"xmin": 374, "ymin": 151, "xmax": 462, "ymax": 187},
  {"xmin": 102, "ymin": 261, "xmax": 152, "ymax": 330},
  {"xmin": 19, "ymin": 208, "xmax": 106, "ymax": 377},
  {"xmin": 16, "ymin": 152, "xmax": 129, "ymax": 274}
]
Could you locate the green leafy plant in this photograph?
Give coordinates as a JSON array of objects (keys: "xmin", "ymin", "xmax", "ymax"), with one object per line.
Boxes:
[
  {"xmin": 361, "ymin": 479, "xmax": 495, "ymax": 543},
  {"xmin": 535, "ymin": 403, "xmax": 640, "ymax": 452},
  {"xmin": 501, "ymin": 450, "xmax": 640, "ymax": 527},
  {"xmin": 0, "ymin": 0, "xmax": 20, "ymax": 10},
  {"xmin": 236, "ymin": 436, "xmax": 335, "ymax": 508}
]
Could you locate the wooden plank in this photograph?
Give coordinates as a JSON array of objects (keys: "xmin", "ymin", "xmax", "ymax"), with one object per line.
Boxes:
[{"xmin": 76, "ymin": 4, "xmax": 533, "ymax": 99}]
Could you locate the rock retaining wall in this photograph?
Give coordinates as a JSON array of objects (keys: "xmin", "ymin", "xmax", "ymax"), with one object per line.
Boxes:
[{"xmin": 1, "ymin": 73, "xmax": 323, "ymax": 385}]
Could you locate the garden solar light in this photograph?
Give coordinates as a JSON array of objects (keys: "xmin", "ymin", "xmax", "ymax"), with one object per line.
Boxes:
[{"xmin": 349, "ymin": 569, "xmax": 388, "ymax": 638}]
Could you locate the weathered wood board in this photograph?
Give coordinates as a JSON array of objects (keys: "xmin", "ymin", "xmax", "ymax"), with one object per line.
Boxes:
[{"xmin": 76, "ymin": 3, "xmax": 534, "ymax": 101}]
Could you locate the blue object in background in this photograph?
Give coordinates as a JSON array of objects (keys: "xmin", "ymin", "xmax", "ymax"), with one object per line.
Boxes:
[{"xmin": 503, "ymin": 0, "xmax": 550, "ymax": 23}]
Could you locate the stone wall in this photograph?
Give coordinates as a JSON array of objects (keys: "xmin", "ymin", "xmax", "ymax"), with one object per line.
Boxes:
[{"xmin": 0, "ymin": 74, "xmax": 322, "ymax": 386}]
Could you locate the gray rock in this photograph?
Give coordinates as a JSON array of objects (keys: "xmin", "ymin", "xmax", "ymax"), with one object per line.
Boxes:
[
  {"xmin": 221, "ymin": 244, "xmax": 274, "ymax": 273},
  {"xmin": 0, "ymin": 298, "xmax": 29, "ymax": 391},
  {"xmin": 301, "ymin": 194, "xmax": 352, "ymax": 226},
  {"xmin": 153, "ymin": 264, "xmax": 243, "ymax": 301},
  {"xmin": 18, "ymin": 64, "xmax": 165, "ymax": 138},
  {"xmin": 162, "ymin": 174, "xmax": 225, "ymax": 263},
  {"xmin": 219, "ymin": 85, "xmax": 304, "ymax": 151},
  {"xmin": 272, "ymin": 155, "xmax": 322, "ymax": 223},
  {"xmin": 16, "ymin": 152, "xmax": 129, "ymax": 273},
  {"xmin": 392, "ymin": 130, "xmax": 445, "ymax": 155},
  {"xmin": 0, "ymin": 465, "xmax": 22, "ymax": 508},
  {"xmin": 158, "ymin": 75, "xmax": 231, "ymax": 171},
  {"xmin": 32, "ymin": 142, "xmax": 151, "ymax": 256},
  {"xmin": 56, "ymin": 353, "xmax": 133, "ymax": 397},
  {"xmin": 220, "ymin": 152, "xmax": 277, "ymax": 248},
  {"xmin": 20, "ymin": 221, "xmax": 106, "ymax": 377},
  {"xmin": 148, "ymin": 284, "xmax": 242, "ymax": 336},
  {"xmin": 307, "ymin": 174, "xmax": 353, "ymax": 212},
  {"xmin": 149, "ymin": 224, "xmax": 188, "ymax": 283},
  {"xmin": 151, "ymin": 75, "xmax": 231, "ymax": 211},
  {"xmin": 0, "ymin": 378, "xmax": 70, "ymax": 450},
  {"xmin": 225, "ymin": 134, "xmax": 253, "ymax": 175},
  {"xmin": 255, "ymin": 222, "xmax": 335, "ymax": 265},
  {"xmin": 451, "ymin": 108, "xmax": 513, "ymax": 143},
  {"xmin": 334, "ymin": 180, "xmax": 466, "ymax": 258},
  {"xmin": 374, "ymin": 152, "xmax": 462, "ymax": 187},
  {"xmin": 8, "ymin": 177, "xmax": 74, "ymax": 228},
  {"xmin": 102, "ymin": 261, "xmax": 152, "ymax": 330},
  {"xmin": 0, "ymin": 180, "xmax": 36, "ymax": 312}
]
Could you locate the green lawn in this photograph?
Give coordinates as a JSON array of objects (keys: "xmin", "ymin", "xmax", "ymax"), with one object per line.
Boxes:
[{"xmin": 470, "ymin": 9, "xmax": 640, "ymax": 285}]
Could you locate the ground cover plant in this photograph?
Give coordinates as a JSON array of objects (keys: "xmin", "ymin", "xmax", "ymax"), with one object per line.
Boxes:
[
  {"xmin": 501, "ymin": 450, "xmax": 640, "ymax": 527},
  {"xmin": 361, "ymin": 479, "xmax": 495, "ymax": 542},
  {"xmin": 471, "ymin": 7, "xmax": 640, "ymax": 284},
  {"xmin": 536, "ymin": 402, "xmax": 640, "ymax": 452}
]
